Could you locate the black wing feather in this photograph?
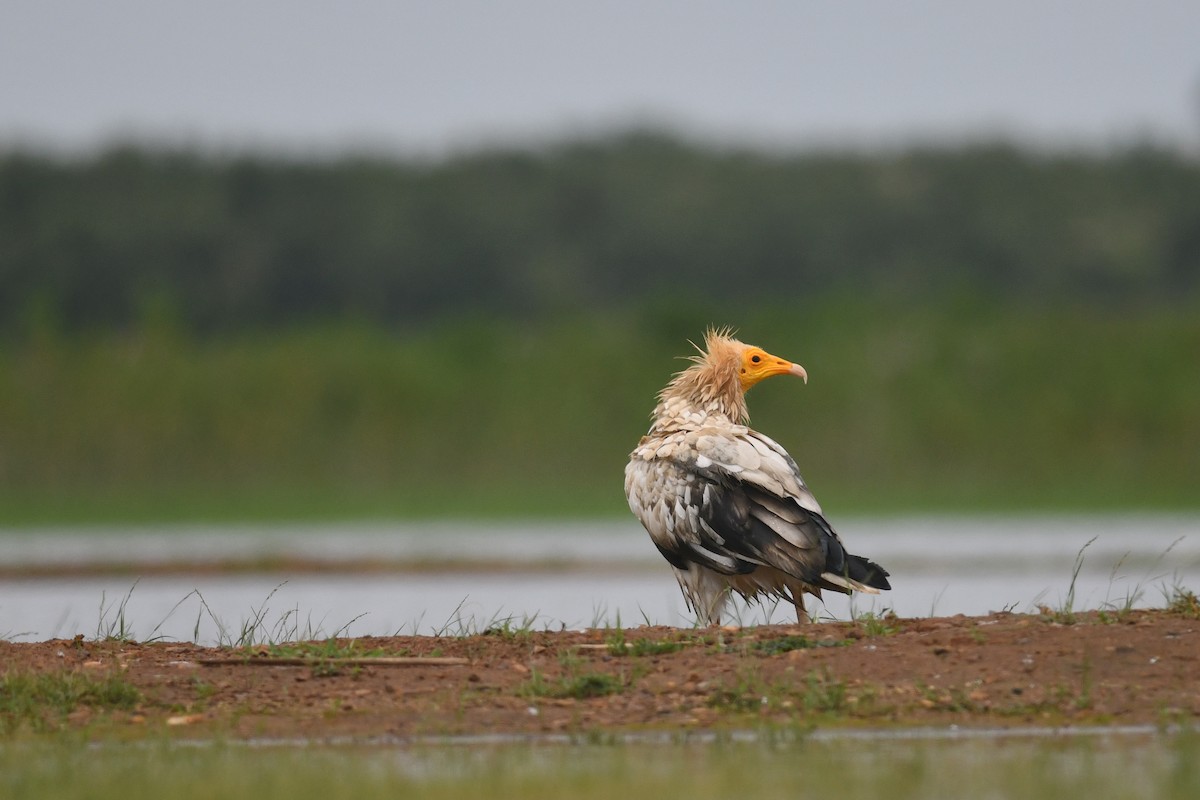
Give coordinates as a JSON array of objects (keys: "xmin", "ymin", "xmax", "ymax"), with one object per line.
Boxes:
[{"xmin": 683, "ymin": 468, "xmax": 891, "ymax": 594}]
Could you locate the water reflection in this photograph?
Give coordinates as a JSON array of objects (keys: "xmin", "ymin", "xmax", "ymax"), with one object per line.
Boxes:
[{"xmin": 2, "ymin": 515, "xmax": 1197, "ymax": 643}]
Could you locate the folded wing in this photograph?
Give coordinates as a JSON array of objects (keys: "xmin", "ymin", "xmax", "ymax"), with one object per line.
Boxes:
[{"xmin": 651, "ymin": 427, "xmax": 891, "ymax": 595}]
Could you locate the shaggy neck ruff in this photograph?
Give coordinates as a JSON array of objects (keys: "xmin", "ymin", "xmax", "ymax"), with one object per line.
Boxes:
[{"xmin": 652, "ymin": 330, "xmax": 749, "ymax": 428}]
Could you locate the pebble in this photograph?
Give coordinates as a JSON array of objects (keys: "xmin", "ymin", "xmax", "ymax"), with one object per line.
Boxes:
[{"xmin": 166, "ymin": 714, "xmax": 205, "ymax": 726}]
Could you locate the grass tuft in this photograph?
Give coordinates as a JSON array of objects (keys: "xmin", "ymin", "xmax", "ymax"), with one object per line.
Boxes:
[
  {"xmin": 1164, "ymin": 584, "xmax": 1200, "ymax": 618},
  {"xmin": 0, "ymin": 670, "xmax": 141, "ymax": 733},
  {"xmin": 95, "ymin": 582, "xmax": 140, "ymax": 642},
  {"xmin": 521, "ymin": 669, "xmax": 627, "ymax": 700},
  {"xmin": 604, "ymin": 627, "xmax": 686, "ymax": 657},
  {"xmin": 753, "ymin": 635, "xmax": 847, "ymax": 655},
  {"xmin": 852, "ymin": 610, "xmax": 900, "ymax": 637},
  {"xmin": 1039, "ymin": 536, "xmax": 1097, "ymax": 625}
]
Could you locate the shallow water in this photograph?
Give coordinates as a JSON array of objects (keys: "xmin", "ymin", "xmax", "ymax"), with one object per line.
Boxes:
[{"xmin": 2, "ymin": 515, "xmax": 1198, "ymax": 643}]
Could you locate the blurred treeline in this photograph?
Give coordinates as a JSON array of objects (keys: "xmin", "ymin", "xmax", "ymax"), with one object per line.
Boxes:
[
  {"xmin": 1, "ymin": 133, "xmax": 1198, "ymax": 522},
  {"xmin": 5, "ymin": 132, "xmax": 1200, "ymax": 333}
]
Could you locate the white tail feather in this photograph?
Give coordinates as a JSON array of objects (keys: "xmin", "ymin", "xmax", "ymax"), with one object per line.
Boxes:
[{"xmin": 820, "ymin": 572, "xmax": 881, "ymax": 594}]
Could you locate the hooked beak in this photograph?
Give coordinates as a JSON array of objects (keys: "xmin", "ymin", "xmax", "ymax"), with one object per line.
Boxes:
[{"xmin": 741, "ymin": 350, "xmax": 810, "ymax": 392}]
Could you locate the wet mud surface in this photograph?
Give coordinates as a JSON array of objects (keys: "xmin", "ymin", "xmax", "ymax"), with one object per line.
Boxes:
[{"xmin": 3, "ymin": 609, "xmax": 1198, "ymax": 739}]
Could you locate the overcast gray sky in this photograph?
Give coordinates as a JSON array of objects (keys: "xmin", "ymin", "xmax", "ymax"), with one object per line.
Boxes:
[{"xmin": 3, "ymin": 1, "xmax": 1199, "ymax": 155}]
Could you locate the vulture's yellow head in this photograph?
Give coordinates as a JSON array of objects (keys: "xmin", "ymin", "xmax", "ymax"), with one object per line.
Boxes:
[
  {"xmin": 658, "ymin": 328, "xmax": 808, "ymax": 424},
  {"xmin": 735, "ymin": 342, "xmax": 808, "ymax": 392},
  {"xmin": 699, "ymin": 328, "xmax": 807, "ymax": 393}
]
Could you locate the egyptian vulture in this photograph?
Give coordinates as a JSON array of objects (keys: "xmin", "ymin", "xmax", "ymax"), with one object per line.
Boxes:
[{"xmin": 625, "ymin": 329, "xmax": 890, "ymax": 625}]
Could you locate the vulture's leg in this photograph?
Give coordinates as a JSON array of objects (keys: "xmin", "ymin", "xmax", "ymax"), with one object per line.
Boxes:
[{"xmin": 792, "ymin": 592, "xmax": 811, "ymax": 624}]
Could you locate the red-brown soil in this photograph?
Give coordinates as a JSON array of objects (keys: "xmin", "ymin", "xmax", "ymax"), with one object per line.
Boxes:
[{"xmin": 3, "ymin": 609, "xmax": 1198, "ymax": 739}]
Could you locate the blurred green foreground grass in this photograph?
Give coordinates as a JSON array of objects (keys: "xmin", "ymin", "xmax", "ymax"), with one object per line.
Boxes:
[
  {"xmin": 2, "ymin": 734, "xmax": 1198, "ymax": 800},
  {"xmin": 1, "ymin": 300, "xmax": 1197, "ymax": 524}
]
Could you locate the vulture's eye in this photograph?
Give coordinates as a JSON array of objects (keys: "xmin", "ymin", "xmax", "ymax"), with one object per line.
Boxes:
[{"xmin": 751, "ymin": 355, "xmax": 761, "ymax": 363}]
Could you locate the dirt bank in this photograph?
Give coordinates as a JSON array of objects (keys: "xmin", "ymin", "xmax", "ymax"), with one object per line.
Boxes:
[{"xmin": 2, "ymin": 608, "xmax": 1198, "ymax": 739}]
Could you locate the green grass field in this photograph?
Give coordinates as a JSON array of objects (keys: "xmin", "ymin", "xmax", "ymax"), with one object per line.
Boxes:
[
  {"xmin": 2, "ymin": 733, "xmax": 1197, "ymax": 800},
  {"xmin": 2, "ymin": 300, "xmax": 1197, "ymax": 524}
]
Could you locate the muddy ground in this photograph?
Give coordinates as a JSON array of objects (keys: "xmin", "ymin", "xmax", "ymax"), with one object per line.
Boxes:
[{"xmin": 3, "ymin": 608, "xmax": 1198, "ymax": 739}]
